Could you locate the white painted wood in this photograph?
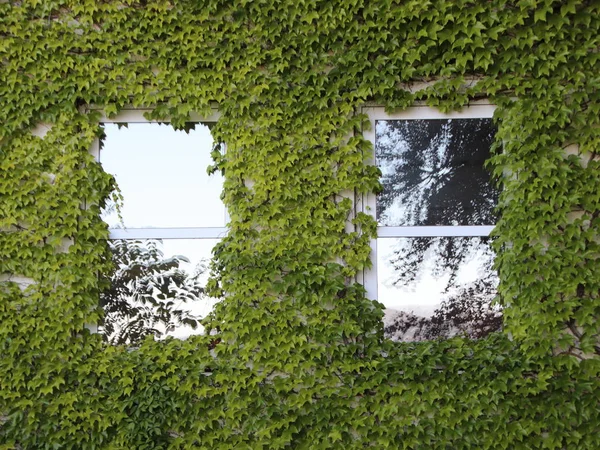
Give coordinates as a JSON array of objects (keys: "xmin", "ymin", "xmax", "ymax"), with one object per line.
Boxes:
[
  {"xmin": 91, "ymin": 107, "xmax": 221, "ymax": 123},
  {"xmin": 377, "ymin": 226, "xmax": 494, "ymax": 237},
  {"xmin": 108, "ymin": 227, "xmax": 228, "ymax": 240},
  {"xmin": 362, "ymin": 104, "xmax": 495, "ymax": 121}
]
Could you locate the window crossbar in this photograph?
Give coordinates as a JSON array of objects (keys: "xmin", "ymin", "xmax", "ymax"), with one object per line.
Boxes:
[
  {"xmin": 108, "ymin": 227, "xmax": 228, "ymax": 240},
  {"xmin": 377, "ymin": 225, "xmax": 494, "ymax": 238}
]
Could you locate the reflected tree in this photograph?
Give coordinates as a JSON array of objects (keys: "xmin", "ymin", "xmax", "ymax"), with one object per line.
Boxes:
[
  {"xmin": 100, "ymin": 240, "xmax": 207, "ymax": 345},
  {"xmin": 376, "ymin": 119, "xmax": 500, "ymax": 290},
  {"xmin": 377, "ymin": 119, "xmax": 502, "ymax": 340},
  {"xmin": 377, "ymin": 118, "xmax": 498, "ymax": 227}
]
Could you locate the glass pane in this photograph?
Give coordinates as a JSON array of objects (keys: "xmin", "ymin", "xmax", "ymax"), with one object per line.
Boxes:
[
  {"xmin": 376, "ymin": 118, "xmax": 499, "ymax": 226},
  {"xmin": 100, "ymin": 239, "xmax": 220, "ymax": 345},
  {"xmin": 100, "ymin": 123, "xmax": 226, "ymax": 228},
  {"xmin": 378, "ymin": 237, "xmax": 501, "ymax": 342}
]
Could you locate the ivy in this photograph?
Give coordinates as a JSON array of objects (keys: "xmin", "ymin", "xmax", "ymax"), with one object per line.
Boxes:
[{"xmin": 1, "ymin": 0, "xmax": 599, "ymax": 448}]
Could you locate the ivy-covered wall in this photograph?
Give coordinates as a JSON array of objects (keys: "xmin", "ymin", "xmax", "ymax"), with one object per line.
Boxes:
[{"xmin": 1, "ymin": 0, "xmax": 599, "ymax": 448}]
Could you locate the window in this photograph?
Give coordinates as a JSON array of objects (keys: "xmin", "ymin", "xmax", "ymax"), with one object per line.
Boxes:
[
  {"xmin": 361, "ymin": 105, "xmax": 502, "ymax": 342},
  {"xmin": 90, "ymin": 109, "xmax": 226, "ymax": 344}
]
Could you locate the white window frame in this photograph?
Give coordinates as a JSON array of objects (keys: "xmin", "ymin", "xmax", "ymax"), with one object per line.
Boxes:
[
  {"xmin": 359, "ymin": 103, "xmax": 497, "ymax": 301},
  {"xmin": 89, "ymin": 108, "xmax": 228, "ymax": 240}
]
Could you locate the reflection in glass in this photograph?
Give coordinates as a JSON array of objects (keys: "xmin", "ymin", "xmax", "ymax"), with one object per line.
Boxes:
[
  {"xmin": 376, "ymin": 118, "xmax": 499, "ymax": 226},
  {"xmin": 100, "ymin": 123, "xmax": 225, "ymax": 228},
  {"xmin": 379, "ymin": 237, "xmax": 501, "ymax": 342},
  {"xmin": 100, "ymin": 239, "xmax": 220, "ymax": 345}
]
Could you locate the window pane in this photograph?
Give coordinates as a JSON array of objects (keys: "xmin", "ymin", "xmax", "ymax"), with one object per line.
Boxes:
[
  {"xmin": 376, "ymin": 118, "xmax": 499, "ymax": 226},
  {"xmin": 100, "ymin": 239, "xmax": 220, "ymax": 345},
  {"xmin": 378, "ymin": 237, "xmax": 501, "ymax": 342},
  {"xmin": 100, "ymin": 123, "xmax": 226, "ymax": 228}
]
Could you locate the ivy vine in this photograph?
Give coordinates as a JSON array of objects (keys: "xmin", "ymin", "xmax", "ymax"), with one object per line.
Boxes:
[{"xmin": 1, "ymin": 0, "xmax": 599, "ymax": 448}]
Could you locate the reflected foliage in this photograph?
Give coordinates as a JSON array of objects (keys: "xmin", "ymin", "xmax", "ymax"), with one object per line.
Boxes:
[
  {"xmin": 383, "ymin": 279, "xmax": 502, "ymax": 342},
  {"xmin": 430, "ymin": 278, "xmax": 502, "ymax": 339},
  {"xmin": 100, "ymin": 240, "xmax": 206, "ymax": 345}
]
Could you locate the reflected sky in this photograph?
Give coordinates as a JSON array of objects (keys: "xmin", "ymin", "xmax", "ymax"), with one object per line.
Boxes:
[{"xmin": 100, "ymin": 123, "xmax": 226, "ymax": 228}]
